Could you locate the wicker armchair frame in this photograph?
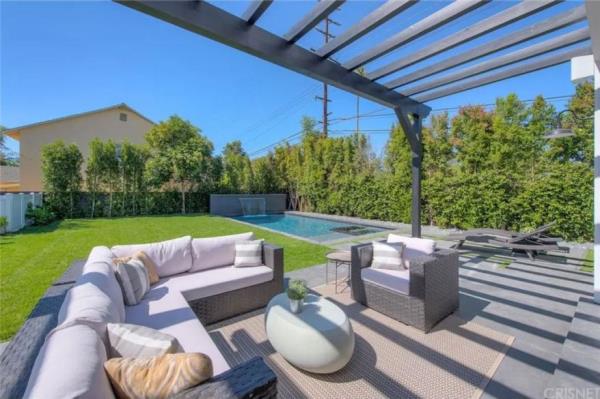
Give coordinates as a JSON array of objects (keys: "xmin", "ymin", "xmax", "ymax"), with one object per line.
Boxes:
[{"xmin": 351, "ymin": 242, "xmax": 459, "ymax": 332}]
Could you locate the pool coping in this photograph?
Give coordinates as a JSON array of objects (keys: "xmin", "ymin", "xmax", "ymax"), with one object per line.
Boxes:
[{"xmin": 227, "ymin": 211, "xmax": 397, "ymax": 246}]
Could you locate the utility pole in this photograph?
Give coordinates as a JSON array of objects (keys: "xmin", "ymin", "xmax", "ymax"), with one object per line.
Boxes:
[{"xmin": 315, "ymin": 15, "xmax": 339, "ymax": 137}]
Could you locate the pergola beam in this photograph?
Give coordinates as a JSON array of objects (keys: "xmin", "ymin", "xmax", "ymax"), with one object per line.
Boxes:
[
  {"xmin": 403, "ymin": 28, "xmax": 590, "ymax": 96},
  {"xmin": 344, "ymin": 0, "xmax": 487, "ymax": 71},
  {"xmin": 316, "ymin": 0, "xmax": 417, "ymax": 58},
  {"xmin": 116, "ymin": 0, "xmax": 429, "ymax": 115},
  {"xmin": 283, "ymin": 0, "xmax": 345, "ymax": 44},
  {"xmin": 368, "ymin": 0, "xmax": 562, "ymax": 81},
  {"xmin": 242, "ymin": 0, "xmax": 272, "ymax": 25},
  {"xmin": 386, "ymin": 5, "xmax": 587, "ymax": 89},
  {"xmin": 414, "ymin": 45, "xmax": 592, "ymax": 103}
]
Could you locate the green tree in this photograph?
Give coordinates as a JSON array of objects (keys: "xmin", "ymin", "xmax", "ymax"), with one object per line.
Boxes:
[
  {"xmin": 220, "ymin": 140, "xmax": 253, "ymax": 193},
  {"xmin": 119, "ymin": 141, "xmax": 147, "ymax": 215},
  {"xmin": 145, "ymin": 115, "xmax": 214, "ymax": 214},
  {"xmin": 86, "ymin": 138, "xmax": 103, "ymax": 217},
  {"xmin": 41, "ymin": 140, "xmax": 83, "ymax": 218}
]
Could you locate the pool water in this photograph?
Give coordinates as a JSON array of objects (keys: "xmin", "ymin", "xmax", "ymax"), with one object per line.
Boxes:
[{"xmin": 233, "ymin": 213, "xmax": 388, "ymax": 242}]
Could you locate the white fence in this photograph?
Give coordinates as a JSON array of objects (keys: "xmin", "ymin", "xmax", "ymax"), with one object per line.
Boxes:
[{"xmin": 0, "ymin": 193, "xmax": 43, "ymax": 232}]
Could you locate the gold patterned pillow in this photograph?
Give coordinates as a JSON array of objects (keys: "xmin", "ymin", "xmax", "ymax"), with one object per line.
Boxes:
[
  {"xmin": 104, "ymin": 353, "xmax": 213, "ymax": 399},
  {"xmin": 113, "ymin": 251, "xmax": 159, "ymax": 285}
]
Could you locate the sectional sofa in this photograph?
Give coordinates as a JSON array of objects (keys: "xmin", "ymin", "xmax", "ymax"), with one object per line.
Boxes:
[{"xmin": 0, "ymin": 233, "xmax": 283, "ymax": 399}]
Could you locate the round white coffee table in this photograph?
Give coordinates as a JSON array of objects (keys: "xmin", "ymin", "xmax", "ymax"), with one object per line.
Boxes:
[{"xmin": 265, "ymin": 293, "xmax": 354, "ymax": 374}]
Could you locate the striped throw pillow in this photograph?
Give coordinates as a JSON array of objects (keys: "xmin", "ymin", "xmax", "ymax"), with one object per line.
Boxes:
[
  {"xmin": 104, "ymin": 353, "xmax": 213, "ymax": 399},
  {"xmin": 233, "ymin": 240, "xmax": 263, "ymax": 267},
  {"xmin": 114, "ymin": 259, "xmax": 150, "ymax": 305},
  {"xmin": 107, "ymin": 323, "xmax": 182, "ymax": 358},
  {"xmin": 371, "ymin": 241, "xmax": 405, "ymax": 270}
]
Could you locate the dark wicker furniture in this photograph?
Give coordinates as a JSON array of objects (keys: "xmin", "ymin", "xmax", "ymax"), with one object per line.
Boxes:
[
  {"xmin": 189, "ymin": 243, "xmax": 284, "ymax": 325},
  {"xmin": 0, "ymin": 248, "xmax": 281, "ymax": 399},
  {"xmin": 351, "ymin": 242, "xmax": 459, "ymax": 332}
]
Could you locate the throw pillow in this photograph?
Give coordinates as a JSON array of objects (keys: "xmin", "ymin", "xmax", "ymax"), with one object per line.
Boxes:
[
  {"xmin": 371, "ymin": 241, "xmax": 405, "ymax": 270},
  {"xmin": 107, "ymin": 323, "xmax": 183, "ymax": 358},
  {"xmin": 113, "ymin": 251, "xmax": 160, "ymax": 285},
  {"xmin": 114, "ymin": 259, "xmax": 150, "ymax": 306},
  {"xmin": 233, "ymin": 240, "xmax": 263, "ymax": 267},
  {"xmin": 104, "ymin": 353, "xmax": 213, "ymax": 399}
]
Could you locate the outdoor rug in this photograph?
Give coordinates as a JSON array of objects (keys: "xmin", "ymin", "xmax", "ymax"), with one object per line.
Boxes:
[{"xmin": 207, "ymin": 284, "xmax": 514, "ymax": 399}]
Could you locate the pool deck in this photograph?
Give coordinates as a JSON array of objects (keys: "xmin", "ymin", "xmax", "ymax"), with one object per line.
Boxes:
[{"xmin": 285, "ymin": 233, "xmax": 598, "ymax": 399}]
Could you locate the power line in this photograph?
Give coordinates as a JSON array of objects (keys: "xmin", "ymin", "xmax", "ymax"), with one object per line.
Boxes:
[{"xmin": 248, "ymin": 93, "xmax": 576, "ymax": 157}]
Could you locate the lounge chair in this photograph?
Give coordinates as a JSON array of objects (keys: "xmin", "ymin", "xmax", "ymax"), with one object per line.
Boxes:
[{"xmin": 448, "ymin": 222, "xmax": 567, "ymax": 259}]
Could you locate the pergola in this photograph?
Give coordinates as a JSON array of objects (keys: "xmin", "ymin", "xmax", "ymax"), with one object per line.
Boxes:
[{"xmin": 117, "ymin": 0, "xmax": 599, "ymax": 301}]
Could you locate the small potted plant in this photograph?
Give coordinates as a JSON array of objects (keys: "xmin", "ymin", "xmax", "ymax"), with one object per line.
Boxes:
[
  {"xmin": 0, "ymin": 216, "xmax": 7, "ymax": 235},
  {"xmin": 287, "ymin": 279, "xmax": 308, "ymax": 314}
]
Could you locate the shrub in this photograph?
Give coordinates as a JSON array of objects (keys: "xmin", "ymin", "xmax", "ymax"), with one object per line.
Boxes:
[
  {"xmin": 26, "ymin": 204, "xmax": 56, "ymax": 226},
  {"xmin": 287, "ymin": 279, "xmax": 308, "ymax": 300},
  {"xmin": 0, "ymin": 216, "xmax": 7, "ymax": 228}
]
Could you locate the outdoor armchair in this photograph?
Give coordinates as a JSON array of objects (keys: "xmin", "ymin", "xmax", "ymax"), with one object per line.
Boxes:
[{"xmin": 351, "ymin": 241, "xmax": 459, "ymax": 332}]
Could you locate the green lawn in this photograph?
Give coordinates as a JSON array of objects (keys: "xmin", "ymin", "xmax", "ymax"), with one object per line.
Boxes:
[
  {"xmin": 0, "ymin": 214, "xmax": 329, "ymax": 341},
  {"xmin": 582, "ymin": 249, "xmax": 594, "ymax": 273}
]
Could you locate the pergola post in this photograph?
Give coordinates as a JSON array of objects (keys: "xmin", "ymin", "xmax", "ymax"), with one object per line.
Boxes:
[{"xmin": 395, "ymin": 108, "xmax": 423, "ymax": 238}]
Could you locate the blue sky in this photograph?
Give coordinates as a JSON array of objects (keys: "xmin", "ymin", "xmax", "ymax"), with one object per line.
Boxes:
[{"xmin": 1, "ymin": 1, "xmax": 588, "ymax": 159}]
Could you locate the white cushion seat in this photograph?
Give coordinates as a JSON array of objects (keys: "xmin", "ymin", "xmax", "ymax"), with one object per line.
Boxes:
[
  {"xmin": 159, "ymin": 265, "xmax": 273, "ymax": 302},
  {"xmin": 361, "ymin": 267, "xmax": 410, "ymax": 296},
  {"xmin": 124, "ymin": 287, "xmax": 230, "ymax": 375}
]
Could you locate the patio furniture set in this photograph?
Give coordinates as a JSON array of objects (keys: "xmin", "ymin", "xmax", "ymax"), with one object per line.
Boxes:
[{"xmin": 0, "ymin": 231, "xmax": 458, "ymax": 399}]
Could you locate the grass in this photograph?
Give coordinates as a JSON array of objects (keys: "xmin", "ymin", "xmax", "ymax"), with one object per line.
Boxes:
[
  {"xmin": 581, "ymin": 249, "xmax": 594, "ymax": 273},
  {"xmin": 0, "ymin": 214, "xmax": 330, "ymax": 341}
]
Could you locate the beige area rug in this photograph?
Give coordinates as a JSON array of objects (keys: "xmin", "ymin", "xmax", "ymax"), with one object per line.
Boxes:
[{"xmin": 208, "ymin": 285, "xmax": 514, "ymax": 399}]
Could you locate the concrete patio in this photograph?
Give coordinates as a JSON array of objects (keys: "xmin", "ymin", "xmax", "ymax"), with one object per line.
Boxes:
[{"xmin": 287, "ymin": 238, "xmax": 599, "ymax": 399}]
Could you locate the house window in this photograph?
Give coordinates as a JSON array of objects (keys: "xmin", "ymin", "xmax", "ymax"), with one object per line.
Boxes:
[{"xmin": 119, "ymin": 112, "xmax": 128, "ymax": 122}]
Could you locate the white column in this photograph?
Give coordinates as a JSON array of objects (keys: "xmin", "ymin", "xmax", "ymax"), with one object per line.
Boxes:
[{"xmin": 594, "ymin": 63, "xmax": 600, "ymax": 303}]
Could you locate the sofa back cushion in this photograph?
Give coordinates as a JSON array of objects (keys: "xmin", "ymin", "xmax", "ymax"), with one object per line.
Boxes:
[
  {"xmin": 190, "ymin": 232, "xmax": 255, "ymax": 272},
  {"xmin": 81, "ymin": 247, "xmax": 126, "ymax": 322},
  {"xmin": 24, "ymin": 324, "xmax": 115, "ymax": 399},
  {"xmin": 112, "ymin": 236, "xmax": 193, "ymax": 278}
]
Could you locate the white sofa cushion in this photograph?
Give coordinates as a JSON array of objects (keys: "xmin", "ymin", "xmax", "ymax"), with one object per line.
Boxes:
[
  {"xmin": 361, "ymin": 267, "xmax": 410, "ymax": 296},
  {"xmin": 107, "ymin": 323, "xmax": 182, "ymax": 358},
  {"xmin": 387, "ymin": 234, "xmax": 436, "ymax": 268},
  {"xmin": 58, "ymin": 270, "xmax": 124, "ymax": 339},
  {"xmin": 125, "ymin": 287, "xmax": 230, "ymax": 375},
  {"xmin": 24, "ymin": 324, "xmax": 115, "ymax": 399},
  {"xmin": 233, "ymin": 240, "xmax": 263, "ymax": 267},
  {"xmin": 159, "ymin": 265, "xmax": 273, "ymax": 302},
  {"xmin": 80, "ymin": 248, "xmax": 126, "ymax": 322},
  {"xmin": 114, "ymin": 259, "xmax": 151, "ymax": 306},
  {"xmin": 190, "ymin": 232, "xmax": 255, "ymax": 272},
  {"xmin": 112, "ymin": 236, "xmax": 193, "ymax": 278}
]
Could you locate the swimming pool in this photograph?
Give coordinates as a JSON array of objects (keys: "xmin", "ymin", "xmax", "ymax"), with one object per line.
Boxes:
[{"xmin": 232, "ymin": 213, "xmax": 388, "ymax": 242}]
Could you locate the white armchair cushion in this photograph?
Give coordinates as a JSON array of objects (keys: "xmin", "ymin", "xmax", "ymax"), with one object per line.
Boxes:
[
  {"xmin": 190, "ymin": 232, "xmax": 255, "ymax": 272},
  {"xmin": 387, "ymin": 234, "xmax": 436, "ymax": 268},
  {"xmin": 112, "ymin": 236, "xmax": 193, "ymax": 277},
  {"xmin": 371, "ymin": 241, "xmax": 405, "ymax": 270}
]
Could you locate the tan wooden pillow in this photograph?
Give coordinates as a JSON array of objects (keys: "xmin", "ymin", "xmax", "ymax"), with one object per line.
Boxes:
[
  {"xmin": 113, "ymin": 251, "xmax": 159, "ymax": 285},
  {"xmin": 104, "ymin": 353, "xmax": 213, "ymax": 399}
]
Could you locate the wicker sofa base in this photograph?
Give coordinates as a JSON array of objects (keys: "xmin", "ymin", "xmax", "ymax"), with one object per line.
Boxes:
[{"xmin": 189, "ymin": 278, "xmax": 284, "ymax": 325}]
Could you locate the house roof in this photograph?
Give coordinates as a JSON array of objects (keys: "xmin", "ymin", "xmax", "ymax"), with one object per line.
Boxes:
[{"xmin": 2, "ymin": 103, "xmax": 155, "ymax": 141}]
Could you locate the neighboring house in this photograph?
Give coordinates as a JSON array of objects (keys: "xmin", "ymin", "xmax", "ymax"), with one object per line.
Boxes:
[
  {"xmin": 0, "ymin": 166, "xmax": 20, "ymax": 192},
  {"xmin": 2, "ymin": 103, "xmax": 155, "ymax": 192}
]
